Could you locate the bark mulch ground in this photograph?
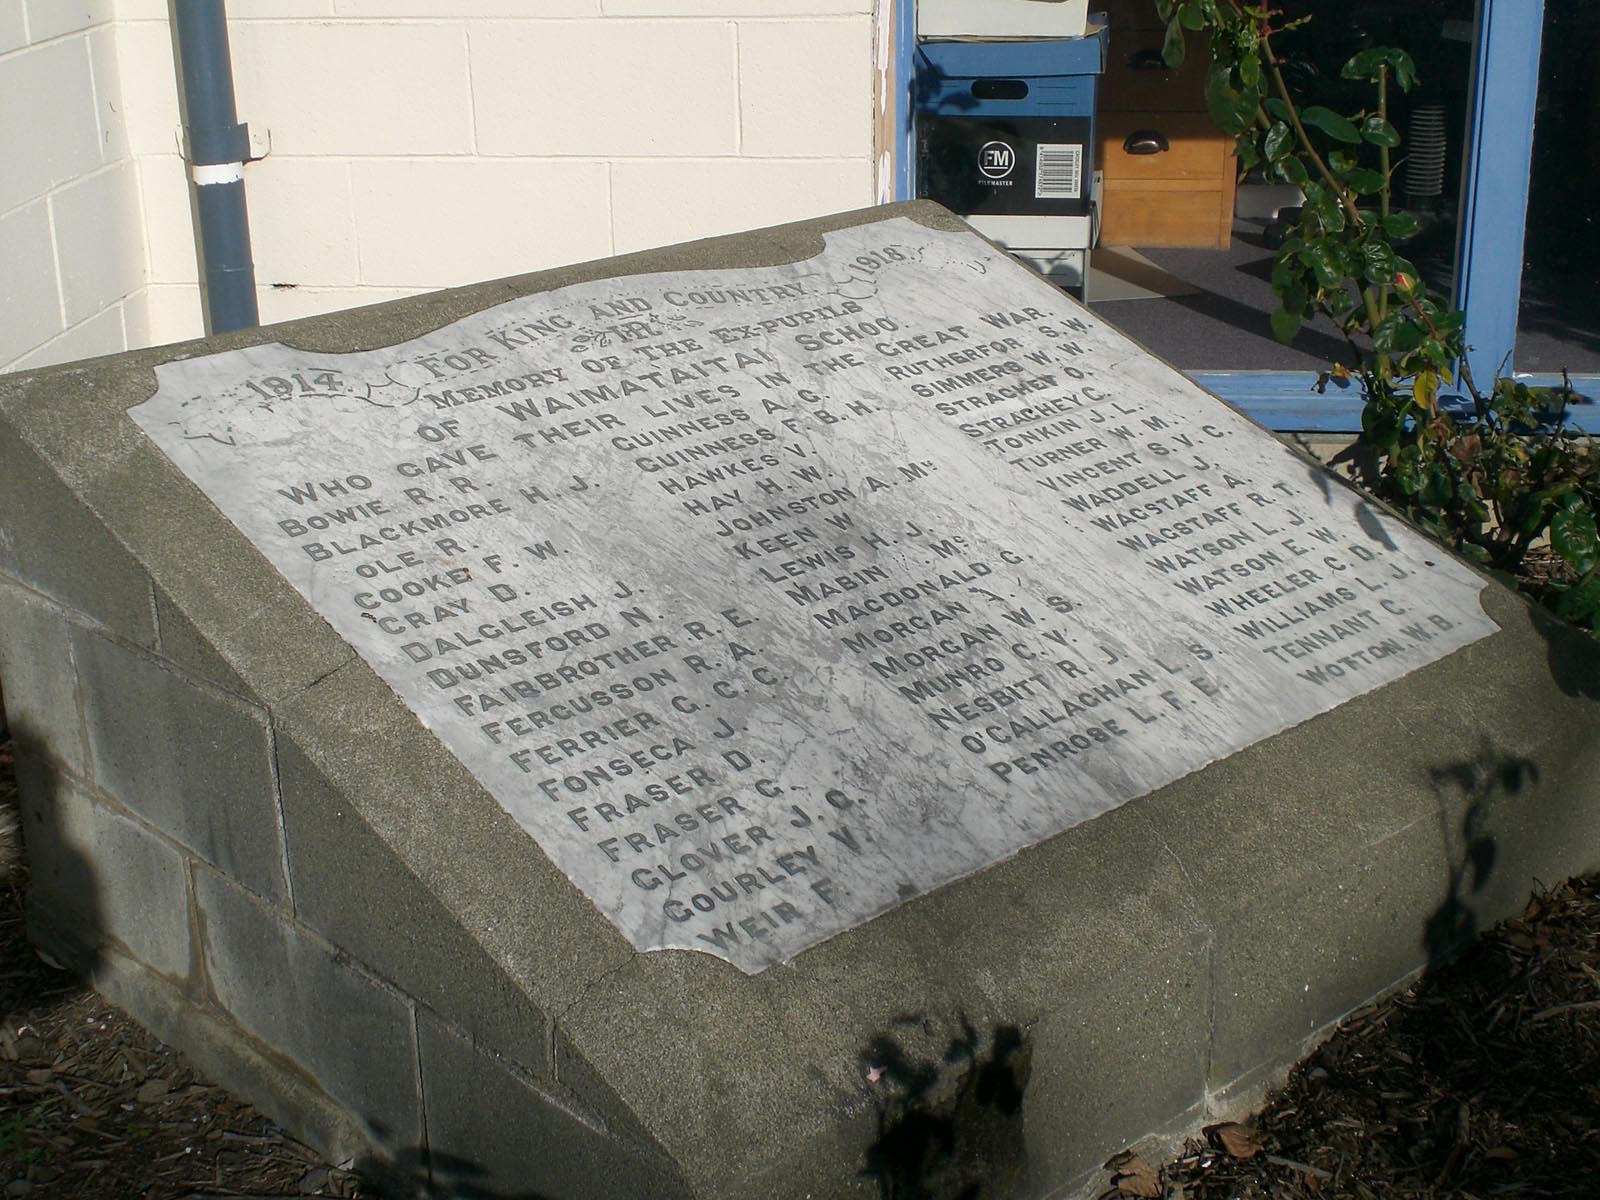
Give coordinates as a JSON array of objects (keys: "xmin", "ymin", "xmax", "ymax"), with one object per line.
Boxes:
[{"xmin": 3, "ymin": 734, "xmax": 1598, "ymax": 1199}]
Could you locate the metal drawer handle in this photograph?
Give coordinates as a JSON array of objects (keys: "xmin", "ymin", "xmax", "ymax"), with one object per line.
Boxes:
[
  {"xmin": 1124, "ymin": 129, "xmax": 1170, "ymax": 155},
  {"xmin": 971, "ymin": 78, "xmax": 1029, "ymax": 101}
]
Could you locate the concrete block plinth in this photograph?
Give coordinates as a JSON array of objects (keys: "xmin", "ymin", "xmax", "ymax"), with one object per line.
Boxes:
[{"xmin": 2, "ymin": 202, "xmax": 1597, "ymax": 1199}]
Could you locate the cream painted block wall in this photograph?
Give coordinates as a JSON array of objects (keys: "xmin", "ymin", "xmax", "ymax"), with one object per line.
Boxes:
[
  {"xmin": 0, "ymin": 2, "xmax": 146, "ymax": 371},
  {"xmin": 115, "ymin": 1, "xmax": 878, "ymax": 344},
  {"xmin": 4, "ymin": 3, "xmax": 880, "ymax": 362}
]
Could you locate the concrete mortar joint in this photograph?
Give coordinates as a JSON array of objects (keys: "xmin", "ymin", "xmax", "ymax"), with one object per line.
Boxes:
[
  {"xmin": 443, "ymin": 1010, "xmax": 613, "ymax": 1140},
  {"xmin": 188, "ymin": 857, "xmax": 221, "ymax": 1006}
]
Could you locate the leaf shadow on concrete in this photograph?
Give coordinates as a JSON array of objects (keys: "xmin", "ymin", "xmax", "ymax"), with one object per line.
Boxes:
[
  {"xmin": 1422, "ymin": 742, "xmax": 1538, "ymax": 970},
  {"xmin": 859, "ymin": 1014, "xmax": 1032, "ymax": 1200},
  {"xmin": 1525, "ymin": 600, "xmax": 1600, "ymax": 701},
  {"xmin": 1420, "ymin": 593, "xmax": 1599, "ymax": 969}
]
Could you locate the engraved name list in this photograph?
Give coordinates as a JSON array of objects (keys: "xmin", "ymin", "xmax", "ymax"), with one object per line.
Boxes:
[{"xmin": 132, "ymin": 219, "xmax": 1497, "ymax": 972}]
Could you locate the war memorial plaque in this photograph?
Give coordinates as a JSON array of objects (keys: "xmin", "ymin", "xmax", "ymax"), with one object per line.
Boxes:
[{"xmin": 131, "ymin": 218, "xmax": 1498, "ymax": 972}]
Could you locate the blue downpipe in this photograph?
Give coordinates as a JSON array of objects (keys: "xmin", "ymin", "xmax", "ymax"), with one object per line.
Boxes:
[{"xmin": 172, "ymin": 0, "xmax": 258, "ymax": 333}]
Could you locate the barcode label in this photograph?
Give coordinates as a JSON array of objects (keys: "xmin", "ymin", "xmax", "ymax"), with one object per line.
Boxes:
[{"xmin": 1035, "ymin": 144, "xmax": 1083, "ymax": 199}]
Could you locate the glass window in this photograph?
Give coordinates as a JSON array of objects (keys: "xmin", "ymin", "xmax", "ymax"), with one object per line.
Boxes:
[
  {"xmin": 1087, "ymin": 0, "xmax": 1478, "ymax": 374},
  {"xmin": 1514, "ymin": 1, "xmax": 1600, "ymax": 375}
]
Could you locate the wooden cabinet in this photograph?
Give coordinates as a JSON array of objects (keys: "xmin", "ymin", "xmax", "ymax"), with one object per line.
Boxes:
[{"xmin": 1096, "ymin": 1, "xmax": 1237, "ymax": 248}]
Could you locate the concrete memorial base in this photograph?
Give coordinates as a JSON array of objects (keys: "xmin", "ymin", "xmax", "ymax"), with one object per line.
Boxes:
[{"xmin": 1, "ymin": 201, "xmax": 1598, "ymax": 1199}]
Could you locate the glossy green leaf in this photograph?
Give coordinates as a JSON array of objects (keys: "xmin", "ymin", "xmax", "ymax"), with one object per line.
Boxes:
[
  {"xmin": 1383, "ymin": 211, "xmax": 1419, "ymax": 238},
  {"xmin": 1325, "ymin": 286, "xmax": 1358, "ymax": 318},
  {"xmin": 1511, "ymin": 494, "xmax": 1549, "ymax": 538},
  {"xmin": 1340, "ymin": 48, "xmax": 1386, "ymax": 82},
  {"xmin": 1389, "ymin": 50, "xmax": 1419, "ymax": 91},
  {"xmin": 1301, "ymin": 105, "xmax": 1362, "ymax": 143},
  {"xmin": 1263, "ymin": 97, "xmax": 1292, "ymax": 123},
  {"xmin": 1275, "ymin": 155, "xmax": 1309, "ymax": 185},
  {"xmin": 1395, "ymin": 458, "xmax": 1424, "ymax": 496},
  {"xmin": 1361, "ymin": 402, "xmax": 1400, "ymax": 447},
  {"xmin": 1281, "ymin": 277, "xmax": 1309, "ymax": 314},
  {"xmin": 1412, "ymin": 369, "xmax": 1439, "ymax": 412},
  {"xmin": 1263, "ymin": 120, "xmax": 1293, "ymax": 161},
  {"xmin": 1341, "ymin": 47, "xmax": 1418, "ymax": 90},
  {"xmin": 1303, "ymin": 181, "xmax": 1346, "ymax": 233},
  {"xmin": 1344, "ymin": 167, "xmax": 1386, "ymax": 195},
  {"xmin": 1298, "ymin": 237, "xmax": 1345, "ymax": 289},
  {"xmin": 1422, "ymin": 464, "xmax": 1455, "ymax": 508},
  {"xmin": 1551, "ymin": 497, "xmax": 1600, "ymax": 576},
  {"xmin": 1270, "ymin": 254, "xmax": 1305, "ymax": 293},
  {"xmin": 1546, "ymin": 576, "xmax": 1600, "ymax": 630},
  {"xmin": 1420, "ymin": 341, "xmax": 1456, "ymax": 374},
  {"xmin": 1373, "ymin": 314, "xmax": 1426, "ymax": 354},
  {"xmin": 1163, "ymin": 17, "xmax": 1187, "ymax": 68},
  {"xmin": 1202, "ymin": 66, "xmax": 1259, "ymax": 135},
  {"xmin": 1362, "ymin": 116, "xmax": 1402, "ymax": 147},
  {"xmin": 1179, "ymin": 0, "xmax": 1205, "ymax": 31},
  {"xmin": 1361, "ymin": 240, "xmax": 1399, "ymax": 284}
]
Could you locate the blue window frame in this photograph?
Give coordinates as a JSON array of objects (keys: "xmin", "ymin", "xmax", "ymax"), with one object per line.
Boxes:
[{"xmin": 890, "ymin": 0, "xmax": 1600, "ymax": 432}]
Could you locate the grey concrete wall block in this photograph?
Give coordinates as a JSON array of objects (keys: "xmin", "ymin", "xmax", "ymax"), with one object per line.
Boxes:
[
  {"xmin": 192, "ymin": 865, "xmax": 422, "ymax": 1154},
  {"xmin": 1207, "ymin": 818, "xmax": 1450, "ymax": 1087},
  {"xmin": 69, "ymin": 625, "xmax": 287, "ymax": 901},
  {"xmin": 21, "ymin": 773, "xmax": 193, "ymax": 984},
  {"xmin": 1482, "ymin": 751, "xmax": 1600, "ymax": 894},
  {"xmin": 273, "ymin": 660, "xmax": 634, "ymax": 1017},
  {"xmin": 1135, "ymin": 710, "xmax": 1442, "ymax": 918},
  {"xmin": 151, "ymin": 580, "xmax": 257, "ymax": 701},
  {"xmin": 0, "ymin": 362, "xmax": 155, "ymax": 489},
  {"xmin": 1022, "ymin": 955, "xmax": 1211, "ymax": 1191},
  {"xmin": 417, "ymin": 1010, "xmax": 689, "ymax": 1200},
  {"xmin": 276, "ymin": 732, "xmax": 552, "ymax": 1077},
  {"xmin": 87, "ymin": 940, "xmax": 381, "ymax": 1173},
  {"xmin": 891, "ymin": 800, "xmax": 1208, "ymax": 1010},
  {"xmin": 1420, "ymin": 731, "xmax": 1600, "ymax": 952},
  {"xmin": 0, "ymin": 421, "xmax": 155, "ymax": 647},
  {"xmin": 0, "ymin": 576, "xmax": 89, "ymax": 777}
]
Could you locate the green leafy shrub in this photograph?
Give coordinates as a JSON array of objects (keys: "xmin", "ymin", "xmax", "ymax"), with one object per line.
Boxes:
[{"xmin": 1155, "ymin": 0, "xmax": 1600, "ymax": 631}]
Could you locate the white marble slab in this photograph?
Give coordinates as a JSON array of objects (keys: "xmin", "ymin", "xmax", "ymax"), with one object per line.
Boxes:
[{"xmin": 131, "ymin": 218, "xmax": 1498, "ymax": 972}]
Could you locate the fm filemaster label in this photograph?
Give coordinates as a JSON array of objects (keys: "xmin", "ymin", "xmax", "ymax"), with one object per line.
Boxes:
[
  {"xmin": 979, "ymin": 140, "xmax": 1017, "ymax": 179},
  {"xmin": 132, "ymin": 218, "xmax": 1497, "ymax": 972}
]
